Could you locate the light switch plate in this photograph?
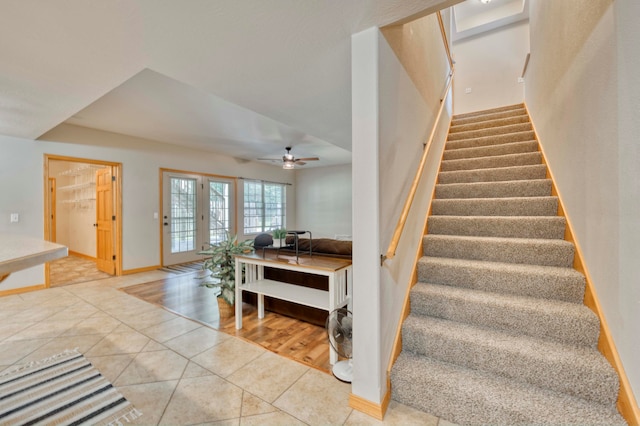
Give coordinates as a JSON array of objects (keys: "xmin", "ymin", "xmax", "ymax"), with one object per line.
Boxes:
[{"xmin": 10, "ymin": 213, "xmax": 19, "ymax": 223}]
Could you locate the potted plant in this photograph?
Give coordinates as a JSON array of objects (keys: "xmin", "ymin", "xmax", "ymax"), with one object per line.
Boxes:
[
  {"xmin": 198, "ymin": 233, "xmax": 254, "ymax": 318},
  {"xmin": 272, "ymin": 228, "xmax": 287, "ymax": 247}
]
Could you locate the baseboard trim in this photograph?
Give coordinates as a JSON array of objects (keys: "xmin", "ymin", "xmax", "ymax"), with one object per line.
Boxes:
[
  {"xmin": 0, "ymin": 284, "xmax": 46, "ymax": 297},
  {"xmin": 122, "ymin": 265, "xmax": 161, "ymax": 275},
  {"xmin": 68, "ymin": 250, "xmax": 96, "ymax": 261},
  {"xmin": 527, "ymin": 103, "xmax": 640, "ymax": 425},
  {"xmin": 349, "ymin": 391, "xmax": 390, "ymax": 421}
]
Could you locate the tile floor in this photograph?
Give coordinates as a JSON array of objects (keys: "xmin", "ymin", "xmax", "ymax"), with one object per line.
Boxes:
[
  {"xmin": 49, "ymin": 254, "xmax": 112, "ymax": 286},
  {"xmin": 0, "ymin": 271, "xmax": 456, "ymax": 425}
]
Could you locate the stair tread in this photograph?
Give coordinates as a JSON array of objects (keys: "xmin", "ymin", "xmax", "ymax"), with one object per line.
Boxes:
[
  {"xmin": 424, "ymin": 233, "xmax": 573, "ymax": 246},
  {"xmin": 442, "ymin": 140, "xmax": 538, "ymax": 160},
  {"xmin": 449, "ymin": 114, "xmax": 530, "ymax": 133},
  {"xmin": 441, "ymin": 151, "xmax": 542, "ymax": 172},
  {"xmin": 402, "ymin": 315, "xmax": 618, "ymax": 405},
  {"xmin": 411, "ymin": 282, "xmax": 599, "ymax": 348},
  {"xmin": 445, "ymin": 130, "xmax": 535, "ymax": 150},
  {"xmin": 447, "ymin": 123, "xmax": 533, "ymax": 141},
  {"xmin": 427, "ymin": 215, "xmax": 566, "ymax": 239},
  {"xmin": 420, "ymin": 255, "xmax": 583, "ymax": 277},
  {"xmin": 392, "ymin": 353, "xmax": 625, "ymax": 425},
  {"xmin": 438, "ymin": 164, "xmax": 548, "ymax": 184}
]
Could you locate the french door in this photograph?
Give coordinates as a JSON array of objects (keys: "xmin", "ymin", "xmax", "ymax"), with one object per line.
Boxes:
[{"xmin": 162, "ymin": 172, "xmax": 235, "ymax": 266}]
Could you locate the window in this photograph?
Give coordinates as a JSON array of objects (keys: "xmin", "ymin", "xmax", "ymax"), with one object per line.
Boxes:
[{"xmin": 244, "ymin": 180, "xmax": 286, "ymax": 234}]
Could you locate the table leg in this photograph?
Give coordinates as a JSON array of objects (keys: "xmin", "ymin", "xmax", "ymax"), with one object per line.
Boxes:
[
  {"xmin": 258, "ymin": 294, "xmax": 265, "ymax": 319},
  {"xmin": 235, "ymin": 257, "xmax": 243, "ymax": 329}
]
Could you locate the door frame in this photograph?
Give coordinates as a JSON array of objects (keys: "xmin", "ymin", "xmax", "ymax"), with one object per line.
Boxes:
[
  {"xmin": 159, "ymin": 168, "xmax": 237, "ymax": 267},
  {"xmin": 44, "ymin": 154, "xmax": 123, "ymax": 286}
]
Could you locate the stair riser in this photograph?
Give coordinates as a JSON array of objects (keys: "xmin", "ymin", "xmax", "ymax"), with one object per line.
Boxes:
[
  {"xmin": 410, "ymin": 284, "xmax": 599, "ymax": 347},
  {"xmin": 431, "ymin": 197, "xmax": 558, "ymax": 217},
  {"xmin": 391, "ymin": 354, "xmax": 625, "ymax": 426},
  {"xmin": 438, "ymin": 164, "xmax": 547, "ymax": 184},
  {"xmin": 401, "ymin": 319, "xmax": 618, "ymax": 405},
  {"xmin": 446, "ymin": 131, "xmax": 535, "ymax": 151},
  {"xmin": 442, "ymin": 141, "xmax": 538, "ymax": 161},
  {"xmin": 449, "ymin": 115, "xmax": 530, "ymax": 134},
  {"xmin": 423, "ymin": 236, "xmax": 574, "ymax": 267},
  {"xmin": 436, "ymin": 180, "xmax": 552, "ymax": 199},
  {"xmin": 417, "ymin": 258, "xmax": 586, "ymax": 303},
  {"xmin": 441, "ymin": 152, "xmax": 542, "ymax": 172},
  {"xmin": 427, "ymin": 216, "xmax": 566, "ymax": 239},
  {"xmin": 448, "ymin": 123, "xmax": 533, "ymax": 141}
]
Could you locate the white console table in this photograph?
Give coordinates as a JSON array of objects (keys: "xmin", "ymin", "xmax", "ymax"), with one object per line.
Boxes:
[{"xmin": 234, "ymin": 252, "xmax": 352, "ymax": 364}]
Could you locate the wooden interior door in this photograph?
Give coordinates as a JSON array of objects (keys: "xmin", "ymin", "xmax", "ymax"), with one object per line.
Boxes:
[{"xmin": 96, "ymin": 167, "xmax": 115, "ymax": 274}]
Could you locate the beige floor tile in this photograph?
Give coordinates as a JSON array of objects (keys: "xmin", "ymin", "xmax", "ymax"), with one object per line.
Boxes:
[
  {"xmin": 85, "ymin": 330, "xmax": 150, "ymax": 356},
  {"xmin": 45, "ymin": 302, "xmax": 100, "ymax": 321},
  {"xmin": 115, "ymin": 308, "xmax": 179, "ymax": 330},
  {"xmin": 344, "ymin": 401, "xmax": 439, "ymax": 426},
  {"xmin": 240, "ymin": 410, "xmax": 306, "ymax": 425},
  {"xmin": 438, "ymin": 419, "xmax": 460, "ymax": 426},
  {"xmin": 18, "ymin": 334, "xmax": 103, "ymax": 364},
  {"xmin": 86, "ymin": 353, "xmax": 136, "ymax": 383},
  {"xmin": 141, "ymin": 339, "xmax": 167, "ymax": 352},
  {"xmin": 118, "ymin": 380, "xmax": 179, "ymax": 425},
  {"xmin": 0, "ymin": 338, "xmax": 51, "ymax": 365},
  {"xmin": 164, "ymin": 326, "xmax": 230, "ymax": 359},
  {"xmin": 194, "ymin": 419, "xmax": 240, "ymax": 426},
  {"xmin": 182, "ymin": 361, "xmax": 214, "ymax": 379},
  {"xmin": 114, "ymin": 349, "xmax": 188, "ymax": 386},
  {"xmin": 159, "ymin": 375, "xmax": 243, "ymax": 425},
  {"xmin": 5, "ymin": 319, "xmax": 81, "ymax": 341},
  {"xmin": 141, "ymin": 317, "xmax": 202, "ymax": 342},
  {"xmin": 60, "ymin": 314, "xmax": 123, "ymax": 336},
  {"xmin": 274, "ymin": 369, "xmax": 352, "ymax": 425},
  {"xmin": 191, "ymin": 338, "xmax": 265, "ymax": 378},
  {"xmin": 240, "ymin": 392, "xmax": 278, "ymax": 417},
  {"xmin": 0, "ymin": 322, "xmax": 34, "ymax": 341},
  {"xmin": 226, "ymin": 351, "xmax": 308, "ymax": 403}
]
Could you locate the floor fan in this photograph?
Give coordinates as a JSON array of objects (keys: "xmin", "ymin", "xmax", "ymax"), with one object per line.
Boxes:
[{"xmin": 326, "ymin": 307, "xmax": 353, "ymax": 382}]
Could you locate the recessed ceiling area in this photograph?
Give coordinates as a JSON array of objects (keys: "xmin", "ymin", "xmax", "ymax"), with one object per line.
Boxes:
[
  {"xmin": 0, "ymin": 0, "xmax": 465, "ymax": 168},
  {"xmin": 452, "ymin": 0, "xmax": 528, "ymax": 41}
]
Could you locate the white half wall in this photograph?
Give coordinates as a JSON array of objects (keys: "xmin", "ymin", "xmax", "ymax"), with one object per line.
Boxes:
[
  {"xmin": 453, "ymin": 20, "xmax": 529, "ymax": 114},
  {"xmin": 526, "ymin": 0, "xmax": 639, "ymax": 406},
  {"xmin": 295, "ymin": 164, "xmax": 352, "ymax": 239}
]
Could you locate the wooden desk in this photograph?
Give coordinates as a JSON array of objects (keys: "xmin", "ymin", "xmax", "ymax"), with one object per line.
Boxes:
[{"xmin": 235, "ymin": 252, "xmax": 352, "ymax": 364}]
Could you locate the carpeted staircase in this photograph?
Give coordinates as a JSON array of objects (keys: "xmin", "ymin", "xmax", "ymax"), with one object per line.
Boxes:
[{"xmin": 390, "ymin": 104, "xmax": 626, "ymax": 425}]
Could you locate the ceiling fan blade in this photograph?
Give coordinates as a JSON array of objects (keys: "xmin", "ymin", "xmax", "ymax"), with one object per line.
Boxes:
[
  {"xmin": 295, "ymin": 157, "xmax": 319, "ymax": 162},
  {"xmin": 295, "ymin": 161, "xmax": 306, "ymax": 166},
  {"xmin": 257, "ymin": 158, "xmax": 279, "ymax": 161}
]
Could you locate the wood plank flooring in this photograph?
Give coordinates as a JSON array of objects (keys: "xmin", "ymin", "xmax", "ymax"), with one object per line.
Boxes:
[{"xmin": 121, "ymin": 272, "xmax": 331, "ymax": 373}]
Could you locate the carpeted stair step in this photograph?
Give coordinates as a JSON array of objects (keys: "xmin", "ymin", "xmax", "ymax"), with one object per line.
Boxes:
[
  {"xmin": 441, "ymin": 151, "xmax": 542, "ymax": 172},
  {"xmin": 443, "ymin": 140, "xmax": 538, "ymax": 161},
  {"xmin": 431, "ymin": 196, "xmax": 558, "ymax": 216},
  {"xmin": 452, "ymin": 105, "xmax": 526, "ymax": 125},
  {"xmin": 427, "ymin": 215, "xmax": 566, "ymax": 239},
  {"xmin": 435, "ymin": 179, "xmax": 552, "ymax": 199},
  {"xmin": 417, "ymin": 257, "xmax": 586, "ymax": 303},
  {"xmin": 401, "ymin": 315, "xmax": 619, "ymax": 405},
  {"xmin": 447, "ymin": 122, "xmax": 533, "ymax": 141},
  {"xmin": 409, "ymin": 283, "xmax": 599, "ymax": 347},
  {"xmin": 449, "ymin": 114, "xmax": 530, "ymax": 134},
  {"xmin": 438, "ymin": 164, "xmax": 547, "ymax": 184},
  {"xmin": 391, "ymin": 352, "xmax": 625, "ymax": 425},
  {"xmin": 423, "ymin": 234, "xmax": 574, "ymax": 267},
  {"xmin": 445, "ymin": 130, "xmax": 536, "ymax": 151}
]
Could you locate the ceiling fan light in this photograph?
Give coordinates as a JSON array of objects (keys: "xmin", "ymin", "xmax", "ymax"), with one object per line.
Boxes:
[
  {"xmin": 283, "ymin": 161, "xmax": 295, "ymax": 169},
  {"xmin": 479, "ymin": 0, "xmax": 491, "ymax": 3}
]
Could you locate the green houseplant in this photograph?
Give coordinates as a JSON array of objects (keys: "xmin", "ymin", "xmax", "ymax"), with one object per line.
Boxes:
[
  {"xmin": 272, "ymin": 228, "xmax": 287, "ymax": 246},
  {"xmin": 199, "ymin": 234, "xmax": 254, "ymax": 315}
]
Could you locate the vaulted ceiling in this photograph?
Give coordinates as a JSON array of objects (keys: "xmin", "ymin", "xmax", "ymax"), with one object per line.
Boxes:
[{"xmin": 0, "ymin": 0, "xmax": 462, "ymax": 167}]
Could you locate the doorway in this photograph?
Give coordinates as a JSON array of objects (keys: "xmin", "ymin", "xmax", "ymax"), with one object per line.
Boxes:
[
  {"xmin": 44, "ymin": 155, "xmax": 123, "ymax": 286},
  {"xmin": 161, "ymin": 170, "xmax": 236, "ymax": 266}
]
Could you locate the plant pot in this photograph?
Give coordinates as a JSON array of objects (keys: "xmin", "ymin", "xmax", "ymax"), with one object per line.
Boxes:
[{"xmin": 217, "ymin": 297, "xmax": 235, "ymax": 319}]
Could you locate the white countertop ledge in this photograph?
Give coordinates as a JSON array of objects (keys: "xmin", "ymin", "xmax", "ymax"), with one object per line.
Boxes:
[{"xmin": 0, "ymin": 233, "xmax": 68, "ymax": 277}]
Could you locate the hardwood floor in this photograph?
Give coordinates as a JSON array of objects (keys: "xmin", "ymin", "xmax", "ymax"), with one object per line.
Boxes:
[{"xmin": 121, "ymin": 272, "xmax": 331, "ymax": 373}]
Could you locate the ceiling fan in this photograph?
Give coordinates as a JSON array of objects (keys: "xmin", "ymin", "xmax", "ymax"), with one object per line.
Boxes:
[{"xmin": 259, "ymin": 146, "xmax": 319, "ymax": 169}]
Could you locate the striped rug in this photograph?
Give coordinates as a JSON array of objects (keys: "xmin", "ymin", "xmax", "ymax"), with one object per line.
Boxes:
[{"xmin": 0, "ymin": 349, "xmax": 142, "ymax": 426}]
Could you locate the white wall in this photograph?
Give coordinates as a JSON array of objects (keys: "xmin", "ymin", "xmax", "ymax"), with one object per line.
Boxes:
[
  {"xmin": 351, "ymin": 12, "xmax": 452, "ymax": 404},
  {"xmin": 526, "ymin": 0, "xmax": 639, "ymax": 406},
  {"xmin": 295, "ymin": 164, "xmax": 351, "ymax": 239},
  {"xmin": 0, "ymin": 125, "xmax": 296, "ymax": 290},
  {"xmin": 453, "ymin": 20, "xmax": 529, "ymax": 114}
]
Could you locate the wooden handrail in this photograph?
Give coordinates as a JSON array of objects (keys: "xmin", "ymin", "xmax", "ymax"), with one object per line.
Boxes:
[
  {"xmin": 437, "ymin": 11, "xmax": 454, "ymax": 71},
  {"xmin": 384, "ymin": 75, "xmax": 453, "ymax": 261},
  {"xmin": 521, "ymin": 52, "xmax": 530, "ymax": 78}
]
